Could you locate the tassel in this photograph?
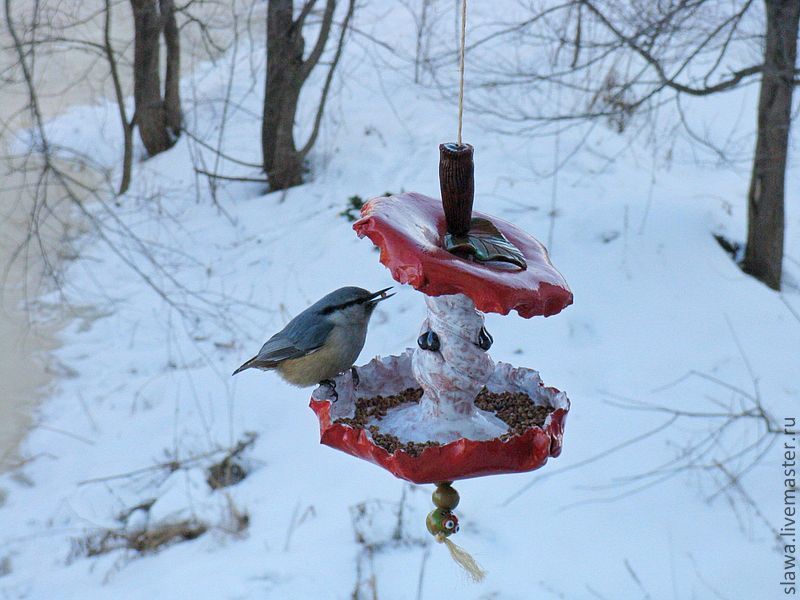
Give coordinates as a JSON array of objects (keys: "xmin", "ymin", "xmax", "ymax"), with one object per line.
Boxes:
[
  {"xmin": 436, "ymin": 533, "xmax": 486, "ymax": 582},
  {"xmin": 427, "ymin": 482, "xmax": 487, "ymax": 582}
]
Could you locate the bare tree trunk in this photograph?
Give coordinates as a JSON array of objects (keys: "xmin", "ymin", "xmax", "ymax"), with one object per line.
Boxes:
[
  {"xmin": 160, "ymin": 0, "xmax": 182, "ymax": 135},
  {"xmin": 104, "ymin": 0, "xmax": 133, "ymax": 194},
  {"xmin": 131, "ymin": 0, "xmax": 176, "ymax": 156},
  {"xmin": 742, "ymin": 0, "xmax": 800, "ymax": 290},
  {"xmin": 262, "ymin": 0, "xmax": 348, "ymax": 192},
  {"xmin": 262, "ymin": 0, "xmax": 305, "ymax": 190}
]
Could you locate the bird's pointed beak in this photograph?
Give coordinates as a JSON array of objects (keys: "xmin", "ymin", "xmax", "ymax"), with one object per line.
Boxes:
[{"xmin": 367, "ymin": 286, "xmax": 394, "ymax": 304}]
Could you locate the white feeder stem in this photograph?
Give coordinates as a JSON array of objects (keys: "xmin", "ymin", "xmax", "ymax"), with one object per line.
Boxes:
[{"xmin": 412, "ymin": 293, "xmax": 494, "ymax": 419}]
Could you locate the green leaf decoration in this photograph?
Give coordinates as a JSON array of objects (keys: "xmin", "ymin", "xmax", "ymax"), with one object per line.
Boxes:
[{"xmin": 444, "ymin": 217, "xmax": 527, "ymax": 270}]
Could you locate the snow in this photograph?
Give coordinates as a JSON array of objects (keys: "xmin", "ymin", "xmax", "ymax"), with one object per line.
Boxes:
[{"xmin": 1, "ymin": 3, "xmax": 798, "ymax": 599}]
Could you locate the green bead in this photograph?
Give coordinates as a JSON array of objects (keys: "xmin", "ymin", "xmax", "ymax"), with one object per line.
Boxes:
[
  {"xmin": 426, "ymin": 508, "xmax": 460, "ymax": 537},
  {"xmin": 432, "ymin": 484, "xmax": 460, "ymax": 510}
]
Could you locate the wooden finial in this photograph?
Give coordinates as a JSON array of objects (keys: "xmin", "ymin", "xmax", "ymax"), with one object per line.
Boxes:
[{"xmin": 439, "ymin": 143, "xmax": 474, "ymax": 236}]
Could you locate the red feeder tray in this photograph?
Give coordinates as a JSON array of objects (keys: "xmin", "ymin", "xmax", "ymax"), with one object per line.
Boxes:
[{"xmin": 309, "ymin": 351, "xmax": 569, "ymax": 484}]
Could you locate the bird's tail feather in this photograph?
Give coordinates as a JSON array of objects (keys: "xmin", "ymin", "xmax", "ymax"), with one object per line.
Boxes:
[{"xmin": 232, "ymin": 356, "xmax": 260, "ymax": 376}]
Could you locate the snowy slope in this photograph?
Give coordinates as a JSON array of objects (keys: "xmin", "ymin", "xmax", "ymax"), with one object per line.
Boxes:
[{"xmin": 1, "ymin": 3, "xmax": 798, "ymax": 599}]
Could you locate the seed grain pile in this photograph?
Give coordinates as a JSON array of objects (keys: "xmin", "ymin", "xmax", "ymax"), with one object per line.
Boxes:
[
  {"xmin": 335, "ymin": 386, "xmax": 555, "ymax": 455},
  {"xmin": 475, "ymin": 388, "xmax": 554, "ymax": 438}
]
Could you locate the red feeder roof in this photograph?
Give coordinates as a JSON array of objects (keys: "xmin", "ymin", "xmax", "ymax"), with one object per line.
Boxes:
[{"xmin": 353, "ymin": 192, "xmax": 573, "ymax": 318}]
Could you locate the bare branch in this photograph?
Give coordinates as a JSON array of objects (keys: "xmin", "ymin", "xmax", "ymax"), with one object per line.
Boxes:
[
  {"xmin": 294, "ymin": 0, "xmax": 318, "ymax": 31},
  {"xmin": 182, "ymin": 128, "xmax": 262, "ymax": 169},
  {"xmin": 300, "ymin": 0, "xmax": 354, "ymax": 159},
  {"xmin": 194, "ymin": 168, "xmax": 268, "ymax": 184},
  {"xmin": 104, "ymin": 0, "xmax": 134, "ymax": 195},
  {"xmin": 581, "ymin": 0, "xmax": 761, "ymax": 96},
  {"xmin": 300, "ymin": 0, "xmax": 335, "ymax": 80}
]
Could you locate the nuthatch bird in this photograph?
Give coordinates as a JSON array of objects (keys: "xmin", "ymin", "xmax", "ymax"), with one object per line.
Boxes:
[{"xmin": 232, "ymin": 286, "xmax": 393, "ymax": 397}]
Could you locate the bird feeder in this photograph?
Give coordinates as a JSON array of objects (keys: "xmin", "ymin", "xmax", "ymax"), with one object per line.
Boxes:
[{"xmin": 309, "ymin": 142, "xmax": 572, "ymax": 579}]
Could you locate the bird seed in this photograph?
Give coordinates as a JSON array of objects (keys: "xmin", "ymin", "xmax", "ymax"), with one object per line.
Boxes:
[{"xmin": 335, "ymin": 387, "xmax": 555, "ymax": 455}]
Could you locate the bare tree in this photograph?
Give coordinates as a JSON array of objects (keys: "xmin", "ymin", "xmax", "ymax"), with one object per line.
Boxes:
[
  {"xmin": 743, "ymin": 0, "xmax": 799, "ymax": 290},
  {"xmin": 262, "ymin": 0, "xmax": 355, "ymax": 191},
  {"xmin": 2, "ymin": 0, "xmax": 264, "ymax": 323},
  {"xmin": 131, "ymin": 0, "xmax": 182, "ymax": 156},
  {"xmin": 432, "ymin": 0, "xmax": 798, "ymax": 290}
]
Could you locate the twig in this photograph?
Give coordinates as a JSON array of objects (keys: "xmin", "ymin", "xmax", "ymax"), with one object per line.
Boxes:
[
  {"xmin": 284, "ymin": 501, "xmax": 301, "ymax": 552},
  {"xmin": 624, "ymin": 559, "xmax": 652, "ymax": 600},
  {"xmin": 193, "ymin": 168, "xmax": 267, "ymax": 184},
  {"xmin": 780, "ymin": 295, "xmax": 800, "ymax": 326},
  {"xmin": 503, "ymin": 413, "xmax": 679, "ymax": 505},
  {"xmin": 415, "ymin": 545, "xmax": 431, "ymax": 600},
  {"xmin": 182, "ymin": 128, "xmax": 261, "ymax": 168},
  {"xmin": 78, "ymin": 434, "xmax": 256, "ymax": 486}
]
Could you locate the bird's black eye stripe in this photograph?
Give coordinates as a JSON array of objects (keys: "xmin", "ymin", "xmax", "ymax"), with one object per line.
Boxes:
[{"xmin": 321, "ymin": 299, "xmax": 364, "ymax": 314}]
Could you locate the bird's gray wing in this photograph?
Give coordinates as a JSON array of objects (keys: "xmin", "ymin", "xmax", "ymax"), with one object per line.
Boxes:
[
  {"xmin": 232, "ymin": 308, "xmax": 335, "ymax": 375},
  {"xmin": 254, "ymin": 310, "xmax": 334, "ymax": 365}
]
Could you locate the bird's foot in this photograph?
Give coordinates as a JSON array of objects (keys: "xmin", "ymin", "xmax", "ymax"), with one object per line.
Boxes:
[
  {"xmin": 321, "ymin": 378, "xmax": 338, "ymax": 402},
  {"xmin": 350, "ymin": 366, "xmax": 360, "ymax": 390}
]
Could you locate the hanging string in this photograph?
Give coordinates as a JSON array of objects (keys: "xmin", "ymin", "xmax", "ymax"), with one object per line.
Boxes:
[{"xmin": 457, "ymin": 0, "xmax": 467, "ymax": 145}]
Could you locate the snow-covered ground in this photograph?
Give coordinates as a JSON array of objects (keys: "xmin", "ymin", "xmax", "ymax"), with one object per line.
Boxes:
[{"xmin": 1, "ymin": 3, "xmax": 797, "ymax": 599}]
